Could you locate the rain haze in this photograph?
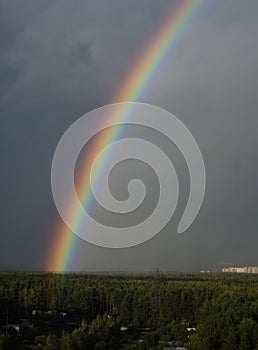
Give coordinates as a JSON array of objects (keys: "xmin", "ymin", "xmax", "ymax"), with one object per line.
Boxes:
[{"xmin": 1, "ymin": 0, "xmax": 258, "ymax": 272}]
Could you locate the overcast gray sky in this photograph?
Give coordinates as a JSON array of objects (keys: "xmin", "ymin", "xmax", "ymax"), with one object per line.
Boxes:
[{"xmin": 1, "ymin": 0, "xmax": 258, "ymax": 272}]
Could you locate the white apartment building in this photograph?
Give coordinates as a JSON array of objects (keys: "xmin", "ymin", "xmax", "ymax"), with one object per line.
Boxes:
[{"xmin": 222, "ymin": 266, "xmax": 258, "ymax": 273}]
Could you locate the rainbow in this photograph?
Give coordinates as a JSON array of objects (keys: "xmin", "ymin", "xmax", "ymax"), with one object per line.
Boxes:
[{"xmin": 47, "ymin": 0, "xmax": 205, "ymax": 271}]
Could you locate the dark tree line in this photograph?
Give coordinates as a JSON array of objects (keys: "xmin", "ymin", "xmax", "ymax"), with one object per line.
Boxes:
[{"xmin": 1, "ymin": 272, "xmax": 258, "ymax": 349}]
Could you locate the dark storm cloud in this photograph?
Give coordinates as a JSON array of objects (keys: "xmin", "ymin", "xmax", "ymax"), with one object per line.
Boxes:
[{"xmin": 1, "ymin": 0, "xmax": 258, "ymax": 271}]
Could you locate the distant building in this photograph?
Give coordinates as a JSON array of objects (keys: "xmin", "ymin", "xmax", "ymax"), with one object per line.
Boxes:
[
  {"xmin": 222, "ymin": 266, "xmax": 258, "ymax": 273},
  {"xmin": 60, "ymin": 312, "xmax": 67, "ymax": 317},
  {"xmin": 46, "ymin": 310, "xmax": 59, "ymax": 316},
  {"xmin": 32, "ymin": 309, "xmax": 42, "ymax": 316},
  {"xmin": 7, "ymin": 319, "xmax": 33, "ymax": 333},
  {"xmin": 20, "ymin": 319, "xmax": 33, "ymax": 328},
  {"xmin": 7, "ymin": 324, "xmax": 20, "ymax": 332}
]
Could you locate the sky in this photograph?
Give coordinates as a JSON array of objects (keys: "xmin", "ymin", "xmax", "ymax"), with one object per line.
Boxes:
[{"xmin": 1, "ymin": 0, "xmax": 258, "ymax": 272}]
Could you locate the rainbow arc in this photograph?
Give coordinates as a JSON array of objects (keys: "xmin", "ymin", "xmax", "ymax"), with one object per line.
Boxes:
[{"xmin": 47, "ymin": 0, "xmax": 205, "ymax": 271}]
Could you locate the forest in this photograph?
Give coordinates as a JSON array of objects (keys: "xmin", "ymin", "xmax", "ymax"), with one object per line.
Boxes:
[{"xmin": 1, "ymin": 271, "xmax": 258, "ymax": 349}]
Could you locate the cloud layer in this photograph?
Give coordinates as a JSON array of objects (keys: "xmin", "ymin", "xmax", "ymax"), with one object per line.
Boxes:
[{"xmin": 1, "ymin": 0, "xmax": 258, "ymax": 271}]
